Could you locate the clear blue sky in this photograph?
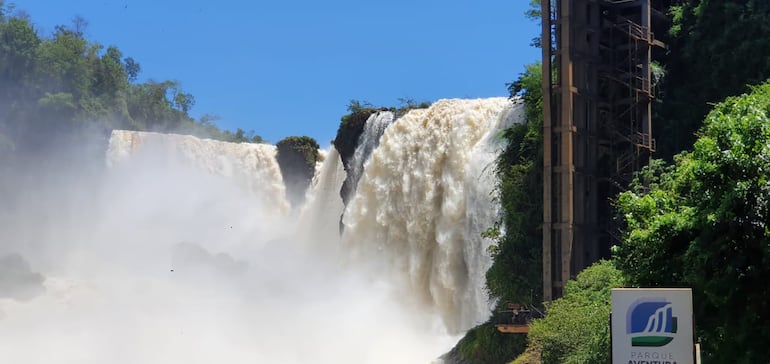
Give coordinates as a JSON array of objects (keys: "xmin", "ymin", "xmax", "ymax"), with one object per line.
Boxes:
[{"xmin": 12, "ymin": 0, "xmax": 539, "ymax": 144}]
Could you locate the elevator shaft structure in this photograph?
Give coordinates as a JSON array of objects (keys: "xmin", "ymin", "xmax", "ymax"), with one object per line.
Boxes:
[{"xmin": 541, "ymin": 0, "xmax": 664, "ymax": 301}]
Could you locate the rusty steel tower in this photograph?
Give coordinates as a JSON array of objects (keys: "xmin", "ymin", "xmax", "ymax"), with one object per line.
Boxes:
[{"xmin": 540, "ymin": 0, "xmax": 665, "ymax": 301}]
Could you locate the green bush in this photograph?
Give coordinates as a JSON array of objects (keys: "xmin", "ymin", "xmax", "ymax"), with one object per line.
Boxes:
[
  {"xmin": 446, "ymin": 322, "xmax": 527, "ymax": 364},
  {"xmin": 521, "ymin": 260, "xmax": 623, "ymax": 364}
]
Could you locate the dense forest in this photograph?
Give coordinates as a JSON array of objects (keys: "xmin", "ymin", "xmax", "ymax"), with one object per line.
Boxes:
[{"xmin": 450, "ymin": 1, "xmax": 770, "ymax": 363}]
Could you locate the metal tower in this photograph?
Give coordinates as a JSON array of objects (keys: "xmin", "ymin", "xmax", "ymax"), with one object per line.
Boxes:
[{"xmin": 541, "ymin": 0, "xmax": 665, "ymax": 301}]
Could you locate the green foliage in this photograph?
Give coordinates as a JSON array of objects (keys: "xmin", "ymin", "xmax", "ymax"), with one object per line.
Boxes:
[
  {"xmin": 123, "ymin": 56, "xmax": 140, "ymax": 82},
  {"xmin": 524, "ymin": 0, "xmax": 540, "ymax": 21},
  {"xmin": 395, "ymin": 97, "xmax": 432, "ymax": 115},
  {"xmin": 509, "ymin": 342, "xmax": 542, "ymax": 364},
  {"xmin": 334, "ymin": 100, "xmax": 377, "ymax": 169},
  {"xmin": 522, "ymin": 261, "xmax": 623, "ymax": 364},
  {"xmin": 525, "ymin": 0, "xmax": 542, "ymax": 48},
  {"xmin": 333, "ymin": 98, "xmax": 431, "ymax": 207},
  {"xmin": 276, "ymin": 136, "xmax": 320, "ymax": 171},
  {"xmin": 334, "ymin": 98, "xmax": 431, "ymax": 172},
  {"xmin": 345, "ymin": 99, "xmax": 373, "ymax": 114},
  {"xmin": 275, "ymin": 136, "xmax": 320, "ymax": 206},
  {"xmin": 37, "ymin": 92, "xmax": 76, "ymax": 111},
  {"xmin": 487, "ymin": 62, "xmax": 544, "ymax": 306},
  {"xmin": 0, "ymin": 6, "xmax": 256, "ymax": 160},
  {"xmin": 655, "ymin": 0, "xmax": 770, "ymax": 158},
  {"xmin": 507, "ymin": 63, "xmax": 543, "ymax": 132},
  {"xmin": 615, "ymin": 80, "xmax": 770, "ymax": 363},
  {"xmin": 449, "ymin": 322, "xmax": 527, "ymax": 364},
  {"xmin": 226, "ymin": 128, "xmax": 263, "ymax": 143}
]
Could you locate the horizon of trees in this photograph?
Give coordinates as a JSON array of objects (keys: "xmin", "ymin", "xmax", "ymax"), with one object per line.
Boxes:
[{"xmin": 0, "ymin": 2, "xmax": 264, "ymax": 164}]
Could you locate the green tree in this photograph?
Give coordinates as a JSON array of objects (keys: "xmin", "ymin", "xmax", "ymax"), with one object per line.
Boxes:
[
  {"xmin": 0, "ymin": 6, "xmax": 260, "ymax": 162},
  {"xmin": 36, "ymin": 26, "xmax": 92, "ymax": 99},
  {"xmin": 655, "ymin": 0, "xmax": 770, "ymax": 158},
  {"xmin": 525, "ymin": 0, "xmax": 542, "ymax": 48},
  {"xmin": 521, "ymin": 260, "xmax": 623, "ymax": 364},
  {"xmin": 123, "ymin": 56, "xmax": 140, "ymax": 82},
  {"xmin": 0, "ymin": 16, "xmax": 39, "ymax": 85},
  {"xmin": 126, "ymin": 80, "xmax": 195, "ymax": 131},
  {"xmin": 616, "ymin": 80, "xmax": 770, "ymax": 363},
  {"xmin": 487, "ymin": 62, "xmax": 544, "ymax": 306},
  {"xmin": 93, "ymin": 46, "xmax": 128, "ymax": 97},
  {"xmin": 448, "ymin": 322, "xmax": 527, "ymax": 364},
  {"xmin": 0, "ymin": 14, "xmax": 40, "ymax": 143}
]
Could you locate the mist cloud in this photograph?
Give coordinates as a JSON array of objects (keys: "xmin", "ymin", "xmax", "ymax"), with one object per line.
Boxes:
[
  {"xmin": 0, "ymin": 133, "xmax": 455, "ymax": 364},
  {"xmin": 0, "ymin": 254, "xmax": 45, "ymax": 301}
]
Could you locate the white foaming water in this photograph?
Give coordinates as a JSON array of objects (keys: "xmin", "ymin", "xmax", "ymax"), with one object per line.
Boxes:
[
  {"xmin": 296, "ymin": 146, "xmax": 347, "ymax": 245},
  {"xmin": 107, "ymin": 130, "xmax": 290, "ymax": 215},
  {"xmin": 0, "ymin": 131, "xmax": 456, "ymax": 364},
  {"xmin": 0, "ymin": 98, "xmax": 523, "ymax": 363},
  {"xmin": 341, "ymin": 98, "xmax": 521, "ymax": 333},
  {"xmin": 463, "ymin": 101, "xmax": 524, "ymax": 324},
  {"xmin": 347, "ymin": 111, "xmax": 395, "ymax": 199}
]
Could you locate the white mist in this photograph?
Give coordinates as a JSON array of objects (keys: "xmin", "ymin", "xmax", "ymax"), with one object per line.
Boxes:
[{"xmin": 0, "ymin": 97, "xmax": 523, "ymax": 363}]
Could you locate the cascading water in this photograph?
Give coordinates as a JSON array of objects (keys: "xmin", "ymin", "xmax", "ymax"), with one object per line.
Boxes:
[
  {"xmin": 462, "ymin": 100, "xmax": 524, "ymax": 326},
  {"xmin": 346, "ymin": 111, "xmax": 395, "ymax": 200},
  {"xmin": 107, "ymin": 130, "xmax": 290, "ymax": 215},
  {"xmin": 296, "ymin": 146, "xmax": 347, "ymax": 245},
  {"xmin": 0, "ymin": 98, "xmax": 524, "ymax": 363},
  {"xmin": 341, "ymin": 98, "xmax": 521, "ymax": 333}
]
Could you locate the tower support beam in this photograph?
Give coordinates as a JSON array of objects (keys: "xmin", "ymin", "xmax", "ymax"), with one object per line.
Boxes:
[{"xmin": 542, "ymin": 0, "xmax": 662, "ymax": 301}]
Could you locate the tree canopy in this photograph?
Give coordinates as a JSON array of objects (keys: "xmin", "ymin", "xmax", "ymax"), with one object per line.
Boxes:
[
  {"xmin": 654, "ymin": 0, "xmax": 770, "ymax": 158},
  {"xmin": 615, "ymin": 80, "xmax": 770, "ymax": 363}
]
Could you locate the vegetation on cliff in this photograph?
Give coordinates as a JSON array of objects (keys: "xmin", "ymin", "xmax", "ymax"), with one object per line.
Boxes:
[
  {"xmin": 333, "ymin": 101, "xmax": 377, "ymax": 172},
  {"xmin": 332, "ymin": 100, "xmax": 380, "ymax": 205},
  {"xmin": 275, "ymin": 136, "xmax": 320, "ymax": 206},
  {"xmin": 332, "ymin": 99, "xmax": 431, "ymax": 205},
  {"xmin": 446, "ymin": 322, "xmax": 527, "ymax": 364},
  {"xmin": 485, "ymin": 62, "xmax": 544, "ymax": 307}
]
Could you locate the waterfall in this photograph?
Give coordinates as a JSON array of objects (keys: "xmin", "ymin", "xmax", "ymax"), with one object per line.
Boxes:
[
  {"xmin": 341, "ymin": 98, "xmax": 521, "ymax": 333},
  {"xmin": 106, "ymin": 130, "xmax": 290, "ymax": 215},
  {"xmin": 0, "ymin": 98, "xmax": 525, "ymax": 363},
  {"xmin": 462, "ymin": 102, "xmax": 524, "ymax": 325},
  {"xmin": 296, "ymin": 146, "xmax": 347, "ymax": 245},
  {"xmin": 347, "ymin": 111, "xmax": 395, "ymax": 200}
]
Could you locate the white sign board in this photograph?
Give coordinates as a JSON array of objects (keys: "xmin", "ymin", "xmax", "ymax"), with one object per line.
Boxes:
[{"xmin": 611, "ymin": 288, "xmax": 694, "ymax": 364}]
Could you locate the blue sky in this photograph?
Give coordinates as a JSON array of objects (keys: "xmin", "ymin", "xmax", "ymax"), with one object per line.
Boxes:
[{"xmin": 12, "ymin": 0, "xmax": 539, "ymax": 144}]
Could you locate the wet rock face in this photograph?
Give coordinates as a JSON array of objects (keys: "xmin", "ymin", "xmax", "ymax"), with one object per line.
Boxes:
[
  {"xmin": 275, "ymin": 136, "xmax": 320, "ymax": 207},
  {"xmin": 333, "ymin": 110, "xmax": 372, "ymax": 205},
  {"xmin": 0, "ymin": 254, "xmax": 45, "ymax": 301}
]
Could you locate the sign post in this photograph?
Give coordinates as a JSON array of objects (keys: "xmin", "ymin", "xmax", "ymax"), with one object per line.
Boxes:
[{"xmin": 611, "ymin": 288, "xmax": 694, "ymax": 364}]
